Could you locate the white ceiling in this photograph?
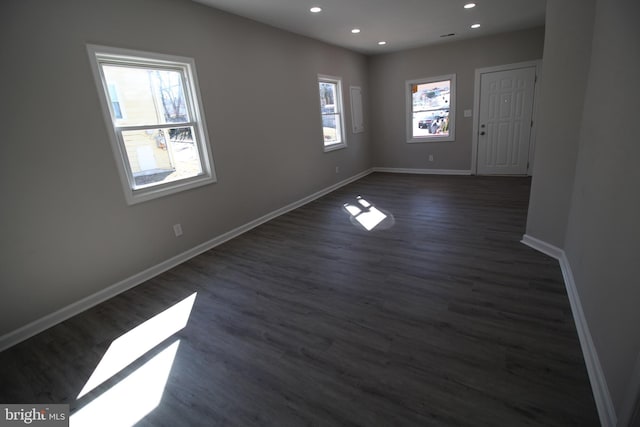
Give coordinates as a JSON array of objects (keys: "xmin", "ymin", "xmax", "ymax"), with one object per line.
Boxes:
[{"xmin": 192, "ymin": 0, "xmax": 547, "ymax": 55}]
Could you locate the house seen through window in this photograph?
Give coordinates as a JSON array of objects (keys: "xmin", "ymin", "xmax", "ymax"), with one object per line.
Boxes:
[
  {"xmin": 88, "ymin": 45, "xmax": 216, "ymax": 205},
  {"xmin": 407, "ymin": 74, "xmax": 456, "ymax": 143}
]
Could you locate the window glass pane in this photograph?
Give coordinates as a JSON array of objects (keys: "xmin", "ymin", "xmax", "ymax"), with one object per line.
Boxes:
[
  {"xmin": 319, "ymin": 80, "xmax": 344, "ymax": 147},
  {"xmin": 322, "ymin": 113, "xmax": 341, "ymax": 145},
  {"xmin": 319, "ymin": 82, "xmax": 338, "ymax": 113},
  {"xmin": 102, "ymin": 65, "xmax": 189, "ymax": 126},
  {"xmin": 413, "ymin": 109, "xmax": 449, "ymax": 137},
  {"xmin": 412, "ymin": 80, "xmax": 451, "ymax": 138},
  {"xmin": 121, "ymin": 127, "xmax": 202, "ymax": 188}
]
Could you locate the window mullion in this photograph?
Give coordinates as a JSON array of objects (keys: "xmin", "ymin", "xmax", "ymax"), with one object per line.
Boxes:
[
  {"xmin": 115, "ymin": 122, "xmax": 197, "ymax": 132},
  {"xmin": 98, "ymin": 59, "xmax": 184, "ymax": 74}
]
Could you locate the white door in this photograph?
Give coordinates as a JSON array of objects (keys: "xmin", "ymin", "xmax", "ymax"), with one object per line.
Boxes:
[{"xmin": 477, "ymin": 66, "xmax": 536, "ymax": 175}]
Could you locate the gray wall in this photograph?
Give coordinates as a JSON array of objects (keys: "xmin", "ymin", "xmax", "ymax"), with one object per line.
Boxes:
[
  {"xmin": 0, "ymin": 0, "xmax": 370, "ymax": 337},
  {"xmin": 525, "ymin": 0, "xmax": 595, "ymax": 247},
  {"xmin": 368, "ymin": 28, "xmax": 545, "ymax": 171},
  {"xmin": 526, "ymin": 0, "xmax": 640, "ymax": 420},
  {"xmin": 562, "ymin": 0, "xmax": 640, "ymax": 419}
]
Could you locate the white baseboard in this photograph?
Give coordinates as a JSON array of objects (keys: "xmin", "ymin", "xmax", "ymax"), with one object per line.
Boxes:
[
  {"xmin": 0, "ymin": 169, "xmax": 374, "ymax": 353},
  {"xmin": 619, "ymin": 353, "xmax": 640, "ymax": 427},
  {"xmin": 520, "ymin": 234, "xmax": 564, "ymax": 259},
  {"xmin": 521, "ymin": 234, "xmax": 617, "ymax": 427},
  {"xmin": 372, "ymin": 167, "xmax": 472, "ymax": 175}
]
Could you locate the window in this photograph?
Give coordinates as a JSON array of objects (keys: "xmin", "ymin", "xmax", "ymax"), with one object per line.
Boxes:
[
  {"xmin": 318, "ymin": 75, "xmax": 346, "ymax": 151},
  {"xmin": 406, "ymin": 74, "xmax": 456, "ymax": 143},
  {"xmin": 87, "ymin": 45, "xmax": 216, "ymax": 205}
]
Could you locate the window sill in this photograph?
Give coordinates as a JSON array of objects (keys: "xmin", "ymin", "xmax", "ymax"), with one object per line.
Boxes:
[
  {"xmin": 124, "ymin": 173, "xmax": 216, "ymax": 205},
  {"xmin": 323, "ymin": 142, "xmax": 347, "ymax": 152},
  {"xmin": 407, "ymin": 136, "xmax": 454, "ymax": 144}
]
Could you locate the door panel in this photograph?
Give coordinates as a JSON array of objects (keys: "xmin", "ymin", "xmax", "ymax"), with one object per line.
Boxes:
[{"xmin": 477, "ymin": 67, "xmax": 536, "ymax": 175}]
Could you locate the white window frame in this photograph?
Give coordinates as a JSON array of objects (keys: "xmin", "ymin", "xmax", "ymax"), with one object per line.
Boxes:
[
  {"xmin": 318, "ymin": 74, "xmax": 347, "ymax": 152},
  {"xmin": 406, "ymin": 73, "xmax": 456, "ymax": 143},
  {"xmin": 87, "ymin": 44, "xmax": 217, "ymax": 205}
]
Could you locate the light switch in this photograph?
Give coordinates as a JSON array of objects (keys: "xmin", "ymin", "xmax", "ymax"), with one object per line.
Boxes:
[{"xmin": 464, "ymin": 109, "xmax": 472, "ymax": 118}]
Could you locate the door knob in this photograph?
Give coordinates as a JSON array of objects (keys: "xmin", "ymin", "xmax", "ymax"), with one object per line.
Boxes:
[{"xmin": 480, "ymin": 131, "xmax": 485, "ymax": 135}]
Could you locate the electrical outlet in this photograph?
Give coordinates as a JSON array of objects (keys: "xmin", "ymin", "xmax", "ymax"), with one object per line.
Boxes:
[
  {"xmin": 335, "ymin": 166, "xmax": 340, "ymax": 174},
  {"xmin": 173, "ymin": 223, "xmax": 183, "ymax": 237},
  {"xmin": 428, "ymin": 154, "xmax": 434, "ymax": 162}
]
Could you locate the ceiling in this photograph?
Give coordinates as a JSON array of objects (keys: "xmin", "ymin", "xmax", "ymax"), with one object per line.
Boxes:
[{"xmin": 192, "ymin": 0, "xmax": 547, "ymax": 55}]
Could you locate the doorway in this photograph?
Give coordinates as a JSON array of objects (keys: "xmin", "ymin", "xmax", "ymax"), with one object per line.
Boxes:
[{"xmin": 472, "ymin": 61, "xmax": 540, "ymax": 175}]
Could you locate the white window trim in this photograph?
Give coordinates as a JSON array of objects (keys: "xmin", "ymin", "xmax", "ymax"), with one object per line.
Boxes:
[
  {"xmin": 406, "ymin": 73, "xmax": 456, "ymax": 143},
  {"xmin": 87, "ymin": 44, "xmax": 217, "ymax": 205},
  {"xmin": 318, "ymin": 74, "xmax": 347, "ymax": 152}
]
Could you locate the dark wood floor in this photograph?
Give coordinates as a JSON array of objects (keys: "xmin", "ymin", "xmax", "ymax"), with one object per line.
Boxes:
[{"xmin": 0, "ymin": 173, "xmax": 599, "ymax": 426}]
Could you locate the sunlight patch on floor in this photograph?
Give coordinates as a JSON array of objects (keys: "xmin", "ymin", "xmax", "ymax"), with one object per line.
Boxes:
[
  {"xmin": 343, "ymin": 196, "xmax": 394, "ymax": 231},
  {"xmin": 70, "ymin": 340, "xmax": 180, "ymax": 427},
  {"xmin": 77, "ymin": 293, "xmax": 197, "ymax": 399}
]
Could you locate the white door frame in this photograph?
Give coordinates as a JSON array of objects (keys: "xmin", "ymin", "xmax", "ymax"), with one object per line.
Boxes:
[{"xmin": 471, "ymin": 60, "xmax": 542, "ymax": 175}]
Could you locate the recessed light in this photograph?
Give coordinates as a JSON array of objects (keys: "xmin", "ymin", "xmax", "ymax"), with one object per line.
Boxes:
[
  {"xmin": 310, "ymin": 6, "xmax": 322, "ymax": 13},
  {"xmin": 471, "ymin": 23, "xmax": 481, "ymax": 29},
  {"xmin": 378, "ymin": 41, "xmax": 387, "ymax": 45},
  {"xmin": 464, "ymin": 3, "xmax": 476, "ymax": 9},
  {"xmin": 351, "ymin": 28, "xmax": 361, "ymax": 34}
]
